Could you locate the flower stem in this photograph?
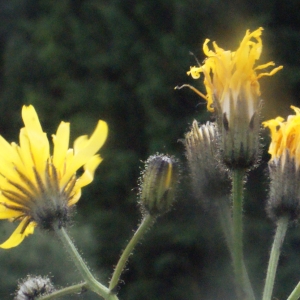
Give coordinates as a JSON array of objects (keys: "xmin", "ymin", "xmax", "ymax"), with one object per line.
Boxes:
[
  {"xmin": 262, "ymin": 216, "xmax": 289, "ymax": 300},
  {"xmin": 54, "ymin": 226, "xmax": 118, "ymax": 300},
  {"xmin": 217, "ymin": 199, "xmax": 255, "ymax": 300},
  {"xmin": 37, "ymin": 282, "xmax": 88, "ymax": 300},
  {"xmin": 287, "ymin": 281, "xmax": 300, "ymax": 300},
  {"xmin": 109, "ymin": 214, "xmax": 155, "ymax": 291},
  {"xmin": 232, "ymin": 168, "xmax": 247, "ymax": 298}
]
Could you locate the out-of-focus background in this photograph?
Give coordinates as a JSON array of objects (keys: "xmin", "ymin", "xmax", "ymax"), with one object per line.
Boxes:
[{"xmin": 0, "ymin": 0, "xmax": 299, "ymax": 299}]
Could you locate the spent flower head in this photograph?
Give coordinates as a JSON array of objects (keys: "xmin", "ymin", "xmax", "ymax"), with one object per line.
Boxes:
[
  {"xmin": 15, "ymin": 275, "xmax": 55, "ymax": 300},
  {"xmin": 0, "ymin": 105, "xmax": 108, "ymax": 248},
  {"xmin": 263, "ymin": 106, "xmax": 300, "ymax": 221},
  {"xmin": 139, "ymin": 154, "xmax": 180, "ymax": 216},
  {"xmin": 178, "ymin": 27, "xmax": 283, "ymax": 169}
]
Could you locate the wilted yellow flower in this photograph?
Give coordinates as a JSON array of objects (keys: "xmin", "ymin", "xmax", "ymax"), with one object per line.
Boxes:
[
  {"xmin": 263, "ymin": 106, "xmax": 300, "ymax": 221},
  {"xmin": 263, "ymin": 106, "xmax": 300, "ymax": 168},
  {"xmin": 0, "ymin": 105, "xmax": 108, "ymax": 248},
  {"xmin": 179, "ymin": 28, "xmax": 282, "ymax": 169},
  {"xmin": 187, "ymin": 27, "xmax": 283, "ymax": 116}
]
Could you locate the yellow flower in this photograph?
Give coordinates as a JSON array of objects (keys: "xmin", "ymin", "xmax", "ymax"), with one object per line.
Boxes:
[
  {"xmin": 187, "ymin": 27, "xmax": 283, "ymax": 116},
  {"xmin": 0, "ymin": 105, "xmax": 108, "ymax": 248},
  {"xmin": 177, "ymin": 27, "xmax": 283, "ymax": 169},
  {"xmin": 263, "ymin": 106, "xmax": 300, "ymax": 221},
  {"xmin": 263, "ymin": 106, "xmax": 300, "ymax": 168}
]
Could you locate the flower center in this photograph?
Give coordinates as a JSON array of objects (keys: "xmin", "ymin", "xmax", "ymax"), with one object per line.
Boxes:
[{"xmin": 0, "ymin": 161, "xmax": 76, "ymax": 231}]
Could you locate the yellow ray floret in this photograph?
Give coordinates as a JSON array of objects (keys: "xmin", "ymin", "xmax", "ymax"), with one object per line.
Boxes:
[
  {"xmin": 263, "ymin": 106, "xmax": 300, "ymax": 168},
  {"xmin": 0, "ymin": 105, "xmax": 108, "ymax": 249},
  {"xmin": 187, "ymin": 27, "xmax": 283, "ymax": 113}
]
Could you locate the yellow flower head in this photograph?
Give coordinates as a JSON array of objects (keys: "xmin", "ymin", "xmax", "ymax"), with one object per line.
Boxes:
[
  {"xmin": 187, "ymin": 27, "xmax": 283, "ymax": 118},
  {"xmin": 0, "ymin": 105, "xmax": 108, "ymax": 248},
  {"xmin": 263, "ymin": 106, "xmax": 300, "ymax": 168}
]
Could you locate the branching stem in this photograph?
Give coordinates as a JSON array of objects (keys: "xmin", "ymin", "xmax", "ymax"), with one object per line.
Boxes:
[{"xmin": 54, "ymin": 226, "xmax": 118, "ymax": 300}]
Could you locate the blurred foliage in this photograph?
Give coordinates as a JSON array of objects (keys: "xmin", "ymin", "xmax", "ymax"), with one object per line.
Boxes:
[{"xmin": 0, "ymin": 0, "xmax": 299, "ymax": 299}]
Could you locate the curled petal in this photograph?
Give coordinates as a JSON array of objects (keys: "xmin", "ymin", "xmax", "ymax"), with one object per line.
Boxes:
[{"xmin": 61, "ymin": 120, "xmax": 108, "ymax": 187}]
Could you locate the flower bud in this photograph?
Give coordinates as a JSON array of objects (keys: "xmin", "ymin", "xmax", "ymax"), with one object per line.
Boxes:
[
  {"xmin": 139, "ymin": 154, "xmax": 179, "ymax": 215},
  {"xmin": 184, "ymin": 121, "xmax": 230, "ymax": 204},
  {"xmin": 15, "ymin": 275, "xmax": 55, "ymax": 300},
  {"xmin": 267, "ymin": 152, "xmax": 300, "ymax": 221}
]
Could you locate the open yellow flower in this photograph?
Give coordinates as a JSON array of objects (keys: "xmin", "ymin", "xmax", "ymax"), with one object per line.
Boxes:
[
  {"xmin": 263, "ymin": 106, "xmax": 300, "ymax": 169},
  {"xmin": 187, "ymin": 27, "xmax": 283, "ymax": 117},
  {"xmin": 0, "ymin": 105, "xmax": 108, "ymax": 248}
]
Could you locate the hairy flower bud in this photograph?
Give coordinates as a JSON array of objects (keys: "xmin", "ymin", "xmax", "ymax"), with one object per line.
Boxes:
[
  {"xmin": 15, "ymin": 275, "xmax": 55, "ymax": 300},
  {"xmin": 184, "ymin": 121, "xmax": 230, "ymax": 203},
  {"xmin": 139, "ymin": 154, "xmax": 179, "ymax": 215},
  {"xmin": 267, "ymin": 152, "xmax": 300, "ymax": 221}
]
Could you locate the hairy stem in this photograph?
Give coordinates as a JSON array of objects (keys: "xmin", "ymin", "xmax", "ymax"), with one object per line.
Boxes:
[
  {"xmin": 38, "ymin": 282, "xmax": 88, "ymax": 300},
  {"xmin": 217, "ymin": 199, "xmax": 255, "ymax": 300},
  {"xmin": 109, "ymin": 214, "xmax": 155, "ymax": 291},
  {"xmin": 54, "ymin": 226, "xmax": 118, "ymax": 300},
  {"xmin": 232, "ymin": 168, "xmax": 247, "ymax": 299},
  {"xmin": 262, "ymin": 216, "xmax": 289, "ymax": 300}
]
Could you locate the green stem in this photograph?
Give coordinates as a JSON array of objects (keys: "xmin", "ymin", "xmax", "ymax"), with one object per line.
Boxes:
[
  {"xmin": 54, "ymin": 226, "xmax": 118, "ymax": 300},
  {"xmin": 262, "ymin": 216, "xmax": 289, "ymax": 300},
  {"xmin": 217, "ymin": 199, "xmax": 234, "ymax": 253},
  {"xmin": 287, "ymin": 282, "xmax": 300, "ymax": 300},
  {"xmin": 109, "ymin": 214, "xmax": 155, "ymax": 291},
  {"xmin": 232, "ymin": 168, "xmax": 246, "ymax": 299},
  {"xmin": 37, "ymin": 282, "xmax": 88, "ymax": 300},
  {"xmin": 217, "ymin": 199, "xmax": 255, "ymax": 300}
]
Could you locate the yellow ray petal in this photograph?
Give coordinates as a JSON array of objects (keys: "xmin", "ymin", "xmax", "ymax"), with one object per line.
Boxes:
[
  {"xmin": 75, "ymin": 155, "xmax": 102, "ymax": 189},
  {"xmin": 21, "ymin": 105, "xmax": 50, "ymax": 175},
  {"xmin": 0, "ymin": 136, "xmax": 21, "ymax": 164},
  {"xmin": 0, "ymin": 218, "xmax": 35, "ymax": 249},
  {"xmin": 68, "ymin": 155, "xmax": 103, "ymax": 206},
  {"xmin": 0, "ymin": 208, "xmax": 22, "ymax": 219},
  {"xmin": 52, "ymin": 121, "xmax": 70, "ymax": 170},
  {"xmin": 61, "ymin": 120, "xmax": 108, "ymax": 188},
  {"xmin": 68, "ymin": 189, "xmax": 81, "ymax": 206}
]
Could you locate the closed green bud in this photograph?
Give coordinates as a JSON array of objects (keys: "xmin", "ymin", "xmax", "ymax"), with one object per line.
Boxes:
[{"xmin": 139, "ymin": 154, "xmax": 179, "ymax": 216}]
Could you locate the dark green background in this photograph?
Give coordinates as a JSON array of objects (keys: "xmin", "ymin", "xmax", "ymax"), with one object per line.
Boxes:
[{"xmin": 0, "ymin": 0, "xmax": 299, "ymax": 299}]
